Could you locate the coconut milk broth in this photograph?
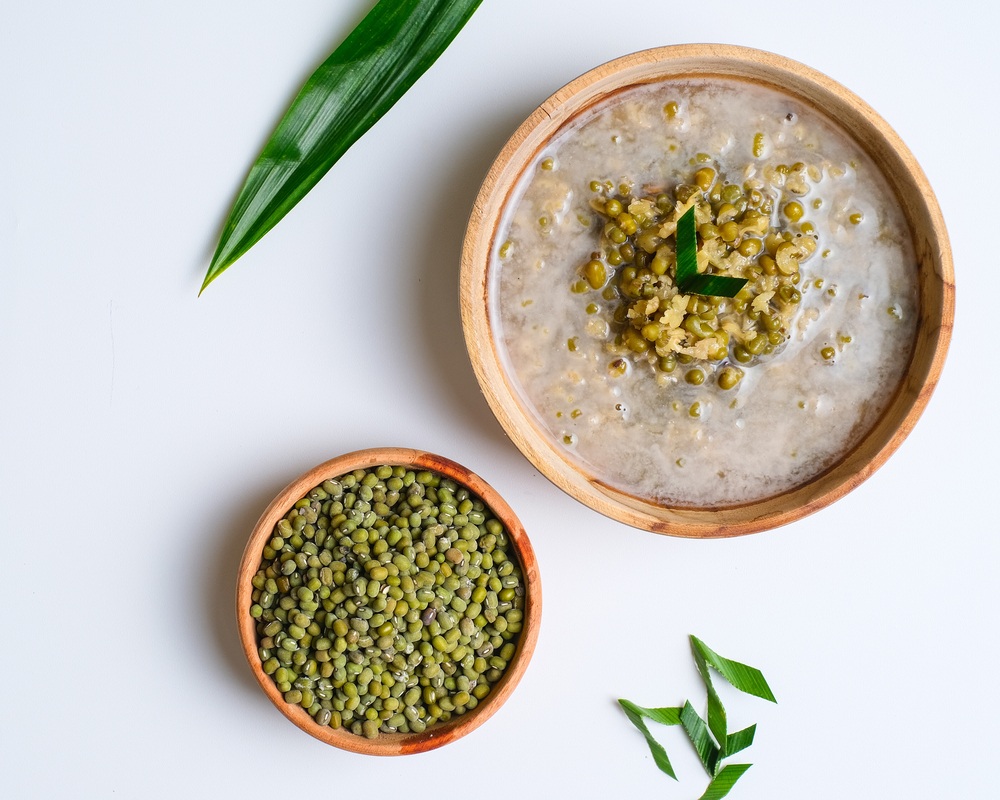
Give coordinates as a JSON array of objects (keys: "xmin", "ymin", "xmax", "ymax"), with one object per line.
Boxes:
[{"xmin": 491, "ymin": 77, "xmax": 917, "ymax": 506}]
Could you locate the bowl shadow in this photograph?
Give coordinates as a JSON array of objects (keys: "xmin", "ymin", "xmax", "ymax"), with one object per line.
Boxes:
[
  {"xmin": 202, "ymin": 476, "xmax": 287, "ymax": 696},
  {"xmin": 411, "ymin": 106, "xmax": 537, "ymax": 450}
]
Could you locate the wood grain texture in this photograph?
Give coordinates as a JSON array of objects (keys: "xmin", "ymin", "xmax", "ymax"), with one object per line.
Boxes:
[
  {"xmin": 236, "ymin": 448, "xmax": 542, "ymax": 755},
  {"xmin": 460, "ymin": 44, "xmax": 954, "ymax": 538}
]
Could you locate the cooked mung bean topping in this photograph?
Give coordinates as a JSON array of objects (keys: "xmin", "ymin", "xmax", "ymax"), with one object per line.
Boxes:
[
  {"xmin": 577, "ymin": 166, "xmax": 818, "ymax": 384},
  {"xmin": 249, "ymin": 466, "xmax": 525, "ymax": 738}
]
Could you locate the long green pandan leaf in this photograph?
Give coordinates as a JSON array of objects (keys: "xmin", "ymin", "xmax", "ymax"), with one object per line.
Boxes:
[
  {"xmin": 697, "ymin": 764, "xmax": 753, "ymax": 800},
  {"xmin": 618, "ymin": 699, "xmax": 681, "ymax": 779},
  {"xmin": 201, "ymin": 0, "xmax": 483, "ymax": 293},
  {"xmin": 690, "ymin": 636, "xmax": 777, "ymax": 703}
]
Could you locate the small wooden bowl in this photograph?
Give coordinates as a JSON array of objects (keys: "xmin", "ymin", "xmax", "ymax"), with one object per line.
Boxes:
[
  {"xmin": 460, "ymin": 44, "xmax": 954, "ymax": 537},
  {"xmin": 236, "ymin": 447, "xmax": 542, "ymax": 755}
]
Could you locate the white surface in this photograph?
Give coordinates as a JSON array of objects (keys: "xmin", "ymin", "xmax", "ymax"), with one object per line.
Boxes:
[{"xmin": 1, "ymin": 1, "xmax": 995, "ymax": 797}]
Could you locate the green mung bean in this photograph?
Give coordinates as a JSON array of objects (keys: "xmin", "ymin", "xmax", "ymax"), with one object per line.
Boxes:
[{"xmin": 250, "ymin": 465, "xmax": 526, "ymax": 739}]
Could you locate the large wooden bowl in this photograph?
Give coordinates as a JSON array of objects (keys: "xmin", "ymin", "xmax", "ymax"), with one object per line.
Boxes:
[
  {"xmin": 236, "ymin": 448, "xmax": 542, "ymax": 755},
  {"xmin": 460, "ymin": 44, "xmax": 954, "ymax": 537}
]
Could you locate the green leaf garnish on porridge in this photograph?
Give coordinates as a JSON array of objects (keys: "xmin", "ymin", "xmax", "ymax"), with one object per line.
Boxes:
[{"xmin": 674, "ymin": 206, "xmax": 748, "ymax": 298}]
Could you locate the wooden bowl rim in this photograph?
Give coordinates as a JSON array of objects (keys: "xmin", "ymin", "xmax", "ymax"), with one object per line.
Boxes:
[
  {"xmin": 460, "ymin": 43, "xmax": 954, "ymax": 538},
  {"xmin": 236, "ymin": 447, "xmax": 542, "ymax": 755}
]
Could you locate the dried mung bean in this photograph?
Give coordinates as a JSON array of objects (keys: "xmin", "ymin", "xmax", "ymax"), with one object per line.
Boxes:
[{"xmin": 250, "ymin": 465, "xmax": 526, "ymax": 738}]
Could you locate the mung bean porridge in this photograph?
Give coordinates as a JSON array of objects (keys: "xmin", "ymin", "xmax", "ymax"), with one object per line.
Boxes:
[{"xmin": 491, "ymin": 77, "xmax": 918, "ymax": 507}]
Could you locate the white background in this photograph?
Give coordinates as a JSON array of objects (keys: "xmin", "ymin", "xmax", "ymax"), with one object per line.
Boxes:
[{"xmin": 2, "ymin": 1, "xmax": 996, "ymax": 797}]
